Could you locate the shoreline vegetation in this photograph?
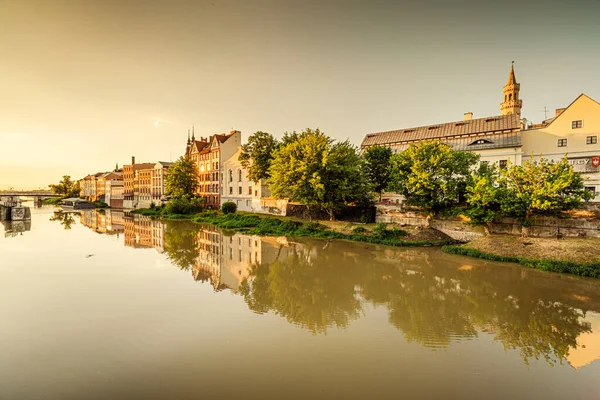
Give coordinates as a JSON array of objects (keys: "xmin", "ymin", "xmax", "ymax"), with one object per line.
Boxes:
[
  {"xmin": 132, "ymin": 206, "xmax": 600, "ymax": 278},
  {"xmin": 131, "ymin": 207, "xmax": 456, "ymax": 247},
  {"xmin": 42, "ymin": 197, "xmax": 108, "ymax": 208}
]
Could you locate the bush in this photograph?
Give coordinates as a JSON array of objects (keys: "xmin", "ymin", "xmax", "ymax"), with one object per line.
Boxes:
[
  {"xmin": 373, "ymin": 222, "xmax": 388, "ymax": 237},
  {"xmin": 353, "ymin": 226, "xmax": 366, "ymax": 234},
  {"xmin": 150, "ymin": 202, "xmax": 156, "ymax": 209},
  {"xmin": 222, "ymin": 201, "xmax": 237, "ymax": 214},
  {"xmin": 163, "ymin": 197, "xmax": 202, "ymax": 215},
  {"xmin": 93, "ymin": 201, "xmax": 108, "ymax": 208}
]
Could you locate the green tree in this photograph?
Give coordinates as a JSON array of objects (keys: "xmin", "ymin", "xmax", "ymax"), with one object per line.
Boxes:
[
  {"xmin": 238, "ymin": 131, "xmax": 279, "ymax": 183},
  {"xmin": 49, "ymin": 175, "xmax": 77, "ymax": 197},
  {"xmin": 165, "ymin": 155, "xmax": 199, "ymax": 199},
  {"xmin": 388, "ymin": 141, "xmax": 479, "ymax": 215},
  {"xmin": 496, "ymin": 156, "xmax": 592, "ymax": 235},
  {"xmin": 464, "ymin": 162, "xmax": 501, "ymax": 234},
  {"xmin": 363, "ymin": 145, "xmax": 393, "ymax": 200},
  {"xmin": 268, "ymin": 128, "xmax": 372, "ymax": 220}
]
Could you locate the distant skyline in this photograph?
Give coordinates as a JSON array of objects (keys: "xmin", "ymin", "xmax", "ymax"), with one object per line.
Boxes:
[{"xmin": 1, "ymin": 0, "xmax": 600, "ymax": 189}]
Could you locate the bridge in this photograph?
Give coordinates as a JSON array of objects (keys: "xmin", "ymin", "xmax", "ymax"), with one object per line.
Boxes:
[{"xmin": 0, "ymin": 192, "xmax": 61, "ymax": 219}]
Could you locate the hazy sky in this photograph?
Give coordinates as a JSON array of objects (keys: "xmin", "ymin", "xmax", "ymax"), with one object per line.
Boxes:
[{"xmin": 1, "ymin": 0, "xmax": 599, "ymax": 189}]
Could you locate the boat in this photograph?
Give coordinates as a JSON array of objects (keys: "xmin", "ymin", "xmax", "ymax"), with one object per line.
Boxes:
[{"xmin": 61, "ymin": 198, "xmax": 95, "ymax": 210}]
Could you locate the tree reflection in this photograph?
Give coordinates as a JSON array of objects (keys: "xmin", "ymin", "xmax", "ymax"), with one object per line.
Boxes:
[
  {"xmin": 163, "ymin": 220, "xmax": 200, "ymax": 271},
  {"xmin": 49, "ymin": 210, "xmax": 76, "ymax": 229},
  {"xmin": 239, "ymin": 242, "xmax": 364, "ymax": 334},
  {"xmin": 237, "ymin": 239, "xmax": 593, "ymax": 364}
]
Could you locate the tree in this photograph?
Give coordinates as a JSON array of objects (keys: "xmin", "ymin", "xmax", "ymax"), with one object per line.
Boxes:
[
  {"xmin": 238, "ymin": 131, "xmax": 279, "ymax": 183},
  {"xmin": 165, "ymin": 155, "xmax": 199, "ymax": 199},
  {"xmin": 268, "ymin": 128, "xmax": 372, "ymax": 220},
  {"xmin": 497, "ymin": 156, "xmax": 592, "ymax": 235},
  {"xmin": 49, "ymin": 175, "xmax": 77, "ymax": 197},
  {"xmin": 387, "ymin": 141, "xmax": 479, "ymax": 215},
  {"xmin": 363, "ymin": 145, "xmax": 393, "ymax": 200},
  {"xmin": 464, "ymin": 162, "xmax": 501, "ymax": 235}
]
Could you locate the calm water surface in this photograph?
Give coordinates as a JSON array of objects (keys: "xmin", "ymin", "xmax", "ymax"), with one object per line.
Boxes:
[{"xmin": 1, "ymin": 205, "xmax": 600, "ymax": 400}]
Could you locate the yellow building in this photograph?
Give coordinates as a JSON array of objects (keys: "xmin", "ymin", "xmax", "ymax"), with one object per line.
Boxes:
[{"xmin": 522, "ymin": 93, "xmax": 600, "ymax": 200}]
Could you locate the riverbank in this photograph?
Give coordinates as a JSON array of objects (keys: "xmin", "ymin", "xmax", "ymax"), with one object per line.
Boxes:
[
  {"xmin": 443, "ymin": 235, "xmax": 600, "ymax": 278},
  {"xmin": 132, "ymin": 208, "xmax": 456, "ymax": 247}
]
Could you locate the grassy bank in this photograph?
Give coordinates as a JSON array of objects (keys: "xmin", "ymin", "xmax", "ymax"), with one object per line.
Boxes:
[
  {"xmin": 442, "ymin": 244, "xmax": 600, "ymax": 278},
  {"xmin": 42, "ymin": 197, "xmax": 63, "ymax": 205},
  {"xmin": 132, "ymin": 208, "xmax": 455, "ymax": 247}
]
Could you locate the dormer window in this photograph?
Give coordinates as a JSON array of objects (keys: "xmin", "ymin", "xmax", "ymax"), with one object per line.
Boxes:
[
  {"xmin": 428, "ymin": 126, "xmax": 439, "ymax": 130},
  {"xmin": 403, "ymin": 129, "xmax": 415, "ymax": 133},
  {"xmin": 485, "ymin": 118, "xmax": 496, "ymax": 123},
  {"xmin": 469, "ymin": 139, "xmax": 493, "ymax": 146},
  {"xmin": 455, "ymin": 122, "xmax": 466, "ymax": 127}
]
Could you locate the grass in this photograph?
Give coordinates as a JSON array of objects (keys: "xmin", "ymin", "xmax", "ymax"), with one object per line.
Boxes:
[
  {"xmin": 442, "ymin": 245, "xmax": 600, "ymax": 278},
  {"xmin": 42, "ymin": 197, "xmax": 63, "ymax": 205},
  {"xmin": 188, "ymin": 212, "xmax": 454, "ymax": 247}
]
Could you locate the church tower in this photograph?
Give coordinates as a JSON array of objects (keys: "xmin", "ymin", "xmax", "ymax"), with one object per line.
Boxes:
[{"xmin": 500, "ymin": 62, "xmax": 522, "ymax": 116}]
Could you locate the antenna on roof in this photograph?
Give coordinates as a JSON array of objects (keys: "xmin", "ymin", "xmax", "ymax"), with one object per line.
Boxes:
[{"xmin": 542, "ymin": 106, "xmax": 549, "ymax": 120}]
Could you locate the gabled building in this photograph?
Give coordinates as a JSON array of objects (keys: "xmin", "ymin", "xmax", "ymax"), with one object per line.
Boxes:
[
  {"xmin": 522, "ymin": 93, "xmax": 600, "ymax": 200},
  {"xmin": 123, "ymin": 156, "xmax": 155, "ymax": 209},
  {"xmin": 185, "ymin": 128, "xmax": 241, "ymax": 208}
]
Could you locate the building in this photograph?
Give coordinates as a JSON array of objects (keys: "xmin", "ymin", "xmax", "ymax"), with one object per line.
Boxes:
[
  {"xmin": 221, "ymin": 147, "xmax": 272, "ymax": 212},
  {"xmin": 136, "ymin": 167, "xmax": 153, "ymax": 209},
  {"xmin": 361, "ymin": 65, "xmax": 524, "ymax": 165},
  {"xmin": 123, "ymin": 157, "xmax": 155, "ymax": 209},
  {"xmin": 185, "ymin": 128, "xmax": 241, "ymax": 208},
  {"xmin": 104, "ymin": 171, "xmax": 124, "ymax": 208},
  {"xmin": 522, "ymin": 93, "xmax": 600, "ymax": 200},
  {"xmin": 360, "ymin": 65, "xmax": 525, "ymax": 203},
  {"xmin": 152, "ymin": 161, "xmax": 171, "ymax": 204}
]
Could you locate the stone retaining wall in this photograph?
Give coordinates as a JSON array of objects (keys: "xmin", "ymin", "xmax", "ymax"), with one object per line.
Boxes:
[{"xmin": 376, "ymin": 205, "xmax": 600, "ymax": 240}]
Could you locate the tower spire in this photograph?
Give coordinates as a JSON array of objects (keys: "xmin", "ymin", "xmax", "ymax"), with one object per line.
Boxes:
[
  {"xmin": 192, "ymin": 125, "xmax": 195, "ymax": 141},
  {"xmin": 500, "ymin": 62, "xmax": 522, "ymax": 116},
  {"xmin": 187, "ymin": 129, "xmax": 191, "ymax": 146}
]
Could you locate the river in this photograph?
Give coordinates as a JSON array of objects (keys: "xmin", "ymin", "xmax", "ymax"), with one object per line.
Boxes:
[{"xmin": 1, "ymin": 205, "xmax": 600, "ymax": 400}]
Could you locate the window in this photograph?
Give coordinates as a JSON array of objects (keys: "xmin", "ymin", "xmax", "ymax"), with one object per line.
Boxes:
[
  {"xmin": 586, "ymin": 136, "xmax": 597, "ymax": 145},
  {"xmin": 509, "ymin": 93, "xmax": 512, "ymax": 101},
  {"xmin": 572, "ymin": 120, "xmax": 583, "ymax": 129},
  {"xmin": 499, "ymin": 160, "xmax": 507, "ymax": 169},
  {"xmin": 248, "ymin": 187, "xmax": 252, "ymax": 195},
  {"xmin": 238, "ymin": 170, "xmax": 242, "ymax": 182},
  {"xmin": 255, "ymin": 190, "xmax": 258, "ymax": 197},
  {"xmin": 557, "ymin": 139, "xmax": 568, "ymax": 147},
  {"xmin": 238, "ymin": 187, "xmax": 242, "ymax": 194},
  {"xmin": 229, "ymin": 169, "xmax": 233, "ymax": 182},
  {"xmin": 469, "ymin": 139, "xmax": 492, "ymax": 146},
  {"xmin": 229, "ymin": 187, "xmax": 233, "ymax": 195}
]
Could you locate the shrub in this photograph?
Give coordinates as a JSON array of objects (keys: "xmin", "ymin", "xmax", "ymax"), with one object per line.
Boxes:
[
  {"xmin": 150, "ymin": 202, "xmax": 156, "ymax": 209},
  {"xmin": 93, "ymin": 201, "xmax": 108, "ymax": 208},
  {"xmin": 222, "ymin": 201, "xmax": 237, "ymax": 214},
  {"xmin": 353, "ymin": 226, "xmax": 366, "ymax": 234},
  {"xmin": 373, "ymin": 222, "xmax": 388, "ymax": 237},
  {"xmin": 163, "ymin": 197, "xmax": 202, "ymax": 215}
]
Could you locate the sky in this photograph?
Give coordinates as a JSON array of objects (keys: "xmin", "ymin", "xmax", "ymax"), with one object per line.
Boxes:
[{"xmin": 1, "ymin": 0, "xmax": 599, "ymax": 189}]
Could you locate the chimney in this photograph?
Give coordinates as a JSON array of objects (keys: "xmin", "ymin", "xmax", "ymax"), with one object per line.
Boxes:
[
  {"xmin": 464, "ymin": 112, "xmax": 473, "ymax": 121},
  {"xmin": 555, "ymin": 108, "xmax": 566, "ymax": 117},
  {"xmin": 131, "ymin": 156, "xmax": 135, "ymax": 165}
]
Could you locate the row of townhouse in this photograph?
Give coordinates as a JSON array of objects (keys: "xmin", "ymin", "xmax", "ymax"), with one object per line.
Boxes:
[
  {"xmin": 360, "ymin": 65, "xmax": 600, "ymax": 202},
  {"xmin": 79, "ymin": 171, "xmax": 123, "ymax": 207},
  {"xmin": 80, "ymin": 159, "xmax": 171, "ymax": 209}
]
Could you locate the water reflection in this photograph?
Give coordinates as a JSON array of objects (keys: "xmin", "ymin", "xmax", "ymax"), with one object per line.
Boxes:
[
  {"xmin": 2, "ymin": 219, "xmax": 31, "ymax": 238},
  {"xmin": 49, "ymin": 210, "xmax": 77, "ymax": 230},
  {"xmin": 75, "ymin": 211, "xmax": 600, "ymax": 368}
]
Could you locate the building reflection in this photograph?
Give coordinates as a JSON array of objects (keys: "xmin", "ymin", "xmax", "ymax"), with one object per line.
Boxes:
[
  {"xmin": 79, "ymin": 209, "xmax": 124, "ymax": 235},
  {"xmin": 76, "ymin": 210, "xmax": 600, "ymax": 369},
  {"xmin": 1, "ymin": 219, "xmax": 32, "ymax": 238}
]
